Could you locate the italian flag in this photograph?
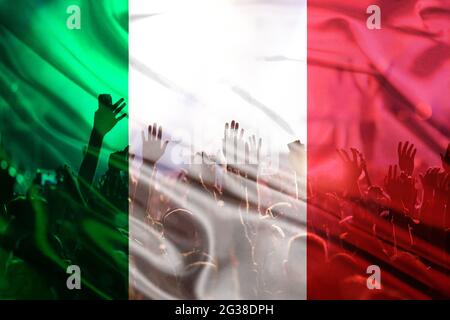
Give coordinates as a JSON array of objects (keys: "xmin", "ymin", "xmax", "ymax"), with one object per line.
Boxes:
[{"xmin": 0, "ymin": 0, "xmax": 449, "ymax": 299}]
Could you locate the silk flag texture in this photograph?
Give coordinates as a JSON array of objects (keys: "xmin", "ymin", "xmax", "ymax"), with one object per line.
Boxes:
[{"xmin": 0, "ymin": 0, "xmax": 449, "ymax": 299}]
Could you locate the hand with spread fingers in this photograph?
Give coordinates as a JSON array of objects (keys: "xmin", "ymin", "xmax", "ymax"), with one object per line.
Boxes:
[
  {"xmin": 79, "ymin": 94, "xmax": 127, "ymax": 188},
  {"xmin": 141, "ymin": 123, "xmax": 169, "ymax": 166},
  {"xmin": 222, "ymin": 120, "xmax": 246, "ymax": 171},
  {"xmin": 94, "ymin": 94, "xmax": 127, "ymax": 137},
  {"xmin": 338, "ymin": 148, "xmax": 364, "ymax": 183},
  {"xmin": 337, "ymin": 148, "xmax": 366, "ymax": 197},
  {"xmin": 397, "ymin": 141, "xmax": 416, "ymax": 176}
]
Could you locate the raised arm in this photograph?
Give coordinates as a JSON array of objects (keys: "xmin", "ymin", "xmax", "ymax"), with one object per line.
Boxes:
[{"xmin": 78, "ymin": 94, "xmax": 126, "ymax": 188}]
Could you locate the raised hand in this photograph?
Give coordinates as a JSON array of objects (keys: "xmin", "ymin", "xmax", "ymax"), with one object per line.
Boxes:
[
  {"xmin": 338, "ymin": 148, "xmax": 363, "ymax": 182},
  {"xmin": 221, "ymin": 121, "xmax": 262, "ymax": 211},
  {"xmin": 222, "ymin": 120, "xmax": 246, "ymax": 170},
  {"xmin": 397, "ymin": 141, "xmax": 416, "ymax": 176},
  {"xmin": 440, "ymin": 142, "xmax": 450, "ymax": 173},
  {"xmin": 93, "ymin": 94, "xmax": 127, "ymax": 137},
  {"xmin": 141, "ymin": 123, "xmax": 169, "ymax": 165},
  {"xmin": 337, "ymin": 148, "xmax": 364, "ymax": 197},
  {"xmin": 79, "ymin": 94, "xmax": 127, "ymax": 189},
  {"xmin": 133, "ymin": 124, "xmax": 168, "ymax": 222}
]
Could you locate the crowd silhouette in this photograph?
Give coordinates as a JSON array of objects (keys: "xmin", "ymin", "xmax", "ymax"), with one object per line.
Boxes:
[
  {"xmin": 0, "ymin": 93, "xmax": 449, "ymax": 299},
  {"xmin": 0, "ymin": 94, "xmax": 128, "ymax": 299},
  {"xmin": 129, "ymin": 118, "xmax": 450, "ymax": 299}
]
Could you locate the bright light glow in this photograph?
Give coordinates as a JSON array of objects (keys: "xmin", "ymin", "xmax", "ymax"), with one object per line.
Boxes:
[{"xmin": 130, "ymin": 0, "xmax": 307, "ymax": 160}]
